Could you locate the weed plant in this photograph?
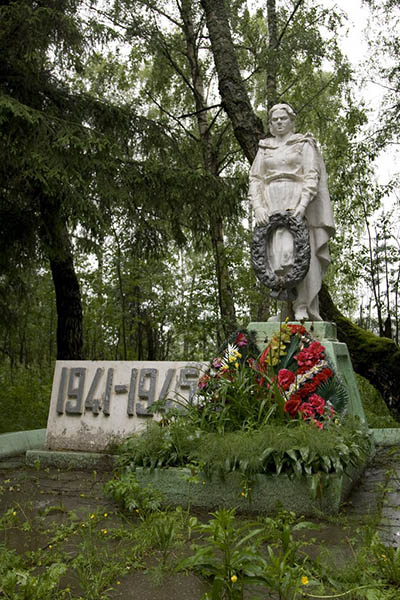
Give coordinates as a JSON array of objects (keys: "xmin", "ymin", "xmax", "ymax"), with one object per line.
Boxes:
[
  {"xmin": 116, "ymin": 417, "xmax": 373, "ymax": 489},
  {"xmin": 2, "ymin": 471, "xmax": 400, "ymax": 600}
]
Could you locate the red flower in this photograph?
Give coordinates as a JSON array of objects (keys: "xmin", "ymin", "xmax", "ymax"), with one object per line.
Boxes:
[
  {"xmin": 295, "ymin": 341, "xmax": 325, "ymax": 369},
  {"xmin": 277, "ymin": 368, "xmax": 295, "ymax": 390},
  {"xmin": 288, "ymin": 324, "xmax": 307, "ymax": 336},
  {"xmin": 309, "ymin": 393, "xmax": 325, "ymax": 416},
  {"xmin": 299, "ymin": 382, "xmax": 315, "ymax": 398},
  {"xmin": 198, "ymin": 374, "xmax": 210, "ymax": 389},
  {"xmin": 299, "ymin": 403, "xmax": 315, "ymax": 419},
  {"xmin": 284, "ymin": 397, "xmax": 302, "ymax": 417},
  {"xmin": 258, "ymin": 345, "xmax": 270, "ymax": 370},
  {"xmin": 312, "ymin": 419, "xmax": 324, "ymax": 430},
  {"xmin": 235, "ymin": 332, "xmax": 248, "ymax": 347}
]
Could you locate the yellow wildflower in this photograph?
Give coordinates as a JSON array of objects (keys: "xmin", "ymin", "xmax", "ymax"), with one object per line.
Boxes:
[
  {"xmin": 12, "ymin": 511, "xmax": 17, "ymax": 517},
  {"xmin": 231, "ymin": 575, "xmax": 238, "ymax": 583},
  {"xmin": 103, "ymin": 512, "xmax": 108, "ymax": 517},
  {"xmin": 90, "ymin": 513, "xmax": 95, "ymax": 519},
  {"xmin": 116, "ymin": 581, "xmax": 121, "ymax": 585},
  {"xmin": 301, "ymin": 576, "xmax": 309, "ymax": 585}
]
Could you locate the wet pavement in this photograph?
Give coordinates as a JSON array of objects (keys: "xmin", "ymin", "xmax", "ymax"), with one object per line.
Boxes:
[{"xmin": 1, "ymin": 445, "xmax": 400, "ymax": 599}]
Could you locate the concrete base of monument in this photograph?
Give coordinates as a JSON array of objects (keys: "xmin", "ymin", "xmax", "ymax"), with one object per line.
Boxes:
[
  {"xmin": 132, "ymin": 461, "xmax": 369, "ymax": 516},
  {"xmin": 25, "ymin": 448, "xmax": 117, "ymax": 470},
  {"xmin": 370, "ymin": 428, "xmax": 400, "ymax": 445},
  {"xmin": 24, "ymin": 450, "xmax": 368, "ymax": 516},
  {"xmin": 248, "ymin": 321, "xmax": 366, "ymax": 421}
]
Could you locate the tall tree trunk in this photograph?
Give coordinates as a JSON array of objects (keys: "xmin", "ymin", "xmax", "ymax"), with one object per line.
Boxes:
[
  {"xmin": 209, "ymin": 215, "xmax": 237, "ymax": 335},
  {"xmin": 39, "ymin": 197, "xmax": 83, "ymax": 360},
  {"xmin": 181, "ymin": 0, "xmax": 237, "ymax": 336},
  {"xmin": 266, "ymin": 0, "xmax": 279, "ymax": 111},
  {"xmin": 200, "ymin": 0, "xmax": 264, "ymax": 163}
]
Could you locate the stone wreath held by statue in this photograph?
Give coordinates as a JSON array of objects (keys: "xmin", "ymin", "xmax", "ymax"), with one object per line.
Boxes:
[{"xmin": 248, "ymin": 103, "xmax": 335, "ymax": 321}]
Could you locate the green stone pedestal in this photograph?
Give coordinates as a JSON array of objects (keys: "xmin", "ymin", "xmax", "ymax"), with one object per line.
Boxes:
[{"xmin": 247, "ymin": 321, "xmax": 366, "ymax": 421}]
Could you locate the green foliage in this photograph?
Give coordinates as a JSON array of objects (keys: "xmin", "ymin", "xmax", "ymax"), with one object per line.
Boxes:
[
  {"xmin": 0, "ymin": 365, "xmax": 52, "ymax": 433},
  {"xmin": 104, "ymin": 471, "xmax": 164, "ymax": 517},
  {"xmin": 72, "ymin": 526, "xmax": 127, "ymax": 600},
  {"xmin": 116, "ymin": 418, "xmax": 372, "ymax": 486},
  {"xmin": 0, "ymin": 544, "xmax": 67, "ymax": 600},
  {"xmin": 357, "ymin": 374, "xmax": 400, "ymax": 429},
  {"xmin": 256, "ymin": 511, "xmax": 318, "ymax": 600},
  {"xmin": 179, "ymin": 508, "xmax": 317, "ymax": 600},
  {"xmin": 370, "ymin": 533, "xmax": 400, "ymax": 587},
  {"xmin": 147, "ymin": 508, "xmax": 187, "ymax": 570},
  {"xmin": 116, "ymin": 420, "xmax": 199, "ymax": 471},
  {"xmin": 189, "ymin": 364, "xmax": 283, "ymax": 435},
  {"xmin": 179, "ymin": 508, "xmax": 267, "ymax": 599}
]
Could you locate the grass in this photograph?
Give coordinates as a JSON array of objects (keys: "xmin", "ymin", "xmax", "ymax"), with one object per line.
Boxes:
[{"xmin": 1, "ymin": 450, "xmax": 400, "ymax": 600}]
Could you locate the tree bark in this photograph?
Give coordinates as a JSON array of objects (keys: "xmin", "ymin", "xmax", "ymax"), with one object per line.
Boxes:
[
  {"xmin": 181, "ymin": 0, "xmax": 237, "ymax": 336},
  {"xmin": 200, "ymin": 0, "xmax": 264, "ymax": 163},
  {"xmin": 266, "ymin": 0, "xmax": 279, "ymax": 111},
  {"xmin": 39, "ymin": 197, "xmax": 83, "ymax": 360}
]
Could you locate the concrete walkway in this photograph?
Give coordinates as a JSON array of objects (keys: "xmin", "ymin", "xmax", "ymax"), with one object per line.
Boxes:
[{"xmin": 345, "ymin": 446, "xmax": 400, "ymax": 546}]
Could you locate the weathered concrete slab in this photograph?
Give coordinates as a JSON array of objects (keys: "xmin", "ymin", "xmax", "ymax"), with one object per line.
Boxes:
[
  {"xmin": 26, "ymin": 449, "xmax": 116, "ymax": 470},
  {"xmin": 0, "ymin": 429, "xmax": 46, "ymax": 459},
  {"xmin": 370, "ymin": 428, "xmax": 400, "ymax": 445},
  {"xmin": 46, "ymin": 361, "xmax": 206, "ymax": 452}
]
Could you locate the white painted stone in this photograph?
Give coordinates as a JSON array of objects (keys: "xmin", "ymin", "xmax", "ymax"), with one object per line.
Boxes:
[{"xmin": 46, "ymin": 360, "xmax": 206, "ymax": 452}]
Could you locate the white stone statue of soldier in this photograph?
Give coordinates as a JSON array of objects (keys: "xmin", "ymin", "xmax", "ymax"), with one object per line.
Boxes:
[{"xmin": 248, "ymin": 103, "xmax": 335, "ymax": 321}]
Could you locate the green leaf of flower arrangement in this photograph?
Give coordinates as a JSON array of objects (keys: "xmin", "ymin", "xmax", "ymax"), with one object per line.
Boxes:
[
  {"xmin": 316, "ymin": 374, "xmax": 349, "ymax": 416},
  {"xmin": 278, "ymin": 333, "xmax": 301, "ymax": 371}
]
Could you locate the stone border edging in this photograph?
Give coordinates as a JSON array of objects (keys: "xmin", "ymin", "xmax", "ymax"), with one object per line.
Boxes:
[
  {"xmin": 0, "ymin": 429, "xmax": 46, "ymax": 459},
  {"xmin": 370, "ymin": 428, "xmax": 400, "ymax": 446},
  {"xmin": 25, "ymin": 449, "xmax": 116, "ymax": 470}
]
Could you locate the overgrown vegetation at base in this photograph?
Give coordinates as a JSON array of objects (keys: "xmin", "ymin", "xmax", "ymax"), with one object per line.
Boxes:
[
  {"xmin": 112, "ymin": 325, "xmax": 372, "ymax": 493},
  {"xmin": 2, "ymin": 457, "xmax": 400, "ymax": 600},
  {"xmin": 116, "ymin": 419, "xmax": 373, "ymax": 484}
]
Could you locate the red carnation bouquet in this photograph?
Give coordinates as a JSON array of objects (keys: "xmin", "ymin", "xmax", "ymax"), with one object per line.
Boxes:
[
  {"xmin": 196, "ymin": 325, "xmax": 348, "ymax": 432},
  {"xmin": 252, "ymin": 323, "xmax": 348, "ymax": 428}
]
